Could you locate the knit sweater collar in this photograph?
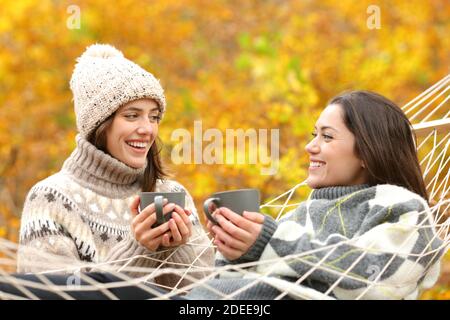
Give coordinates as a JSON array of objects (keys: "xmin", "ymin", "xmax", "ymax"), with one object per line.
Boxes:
[
  {"xmin": 62, "ymin": 134, "xmax": 145, "ymax": 196},
  {"xmin": 310, "ymin": 184, "xmax": 370, "ymax": 200}
]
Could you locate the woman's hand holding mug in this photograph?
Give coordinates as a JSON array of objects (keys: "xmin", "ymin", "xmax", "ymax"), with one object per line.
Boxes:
[
  {"xmin": 129, "ymin": 194, "xmax": 192, "ymax": 251},
  {"xmin": 203, "ymin": 189, "xmax": 264, "ymax": 260},
  {"xmin": 206, "ymin": 207, "xmax": 264, "ymax": 261}
]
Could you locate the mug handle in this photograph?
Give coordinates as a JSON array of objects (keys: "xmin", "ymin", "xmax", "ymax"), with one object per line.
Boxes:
[
  {"xmin": 203, "ymin": 198, "xmax": 220, "ymax": 225},
  {"xmin": 154, "ymin": 195, "xmax": 165, "ymax": 226}
]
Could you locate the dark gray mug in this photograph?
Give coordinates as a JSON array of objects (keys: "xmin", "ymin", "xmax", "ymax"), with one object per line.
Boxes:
[
  {"xmin": 139, "ymin": 192, "xmax": 186, "ymax": 227},
  {"xmin": 203, "ymin": 189, "xmax": 260, "ymax": 224}
]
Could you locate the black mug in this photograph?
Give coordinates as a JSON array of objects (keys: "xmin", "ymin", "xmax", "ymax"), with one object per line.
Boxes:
[
  {"xmin": 140, "ymin": 192, "xmax": 186, "ymax": 227},
  {"xmin": 203, "ymin": 189, "xmax": 260, "ymax": 224}
]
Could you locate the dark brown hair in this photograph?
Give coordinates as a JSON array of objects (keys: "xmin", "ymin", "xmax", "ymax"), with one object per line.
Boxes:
[
  {"xmin": 329, "ymin": 90, "xmax": 428, "ymax": 202},
  {"xmin": 87, "ymin": 114, "xmax": 168, "ymax": 192}
]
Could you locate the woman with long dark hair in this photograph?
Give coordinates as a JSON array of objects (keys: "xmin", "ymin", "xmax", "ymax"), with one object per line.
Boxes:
[{"xmin": 196, "ymin": 90, "xmax": 443, "ymax": 299}]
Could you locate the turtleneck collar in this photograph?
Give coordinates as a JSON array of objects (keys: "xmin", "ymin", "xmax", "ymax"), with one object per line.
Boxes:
[
  {"xmin": 62, "ymin": 134, "xmax": 145, "ymax": 197},
  {"xmin": 310, "ymin": 184, "xmax": 370, "ymax": 200}
]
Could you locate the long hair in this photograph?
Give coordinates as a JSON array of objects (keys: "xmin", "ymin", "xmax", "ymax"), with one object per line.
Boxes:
[
  {"xmin": 329, "ymin": 90, "xmax": 429, "ymax": 202},
  {"xmin": 87, "ymin": 114, "xmax": 168, "ymax": 192}
]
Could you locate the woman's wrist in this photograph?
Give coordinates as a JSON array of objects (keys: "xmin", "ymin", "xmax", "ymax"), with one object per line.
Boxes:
[{"xmin": 231, "ymin": 215, "xmax": 278, "ymax": 264}]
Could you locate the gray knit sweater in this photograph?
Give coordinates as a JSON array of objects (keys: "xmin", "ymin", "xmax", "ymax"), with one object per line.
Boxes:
[
  {"xmin": 187, "ymin": 184, "xmax": 444, "ymax": 300},
  {"xmin": 17, "ymin": 135, "xmax": 214, "ymax": 288}
]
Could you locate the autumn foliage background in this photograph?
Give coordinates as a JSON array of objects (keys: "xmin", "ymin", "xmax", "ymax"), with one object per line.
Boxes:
[{"xmin": 0, "ymin": 0, "xmax": 449, "ymax": 298}]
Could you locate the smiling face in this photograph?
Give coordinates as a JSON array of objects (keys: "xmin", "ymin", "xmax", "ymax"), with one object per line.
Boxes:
[
  {"xmin": 305, "ymin": 103, "xmax": 368, "ymax": 189},
  {"xmin": 106, "ymin": 98, "xmax": 161, "ymax": 169}
]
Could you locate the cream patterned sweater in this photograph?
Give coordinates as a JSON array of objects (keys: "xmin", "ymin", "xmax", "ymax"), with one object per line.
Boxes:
[{"xmin": 17, "ymin": 135, "xmax": 214, "ymax": 288}]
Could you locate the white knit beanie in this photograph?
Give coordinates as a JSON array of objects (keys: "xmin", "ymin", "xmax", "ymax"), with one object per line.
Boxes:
[{"xmin": 70, "ymin": 44, "xmax": 166, "ymax": 138}]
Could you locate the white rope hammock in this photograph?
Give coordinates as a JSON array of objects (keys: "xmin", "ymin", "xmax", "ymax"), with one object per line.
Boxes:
[{"xmin": 0, "ymin": 75, "xmax": 449, "ymax": 300}]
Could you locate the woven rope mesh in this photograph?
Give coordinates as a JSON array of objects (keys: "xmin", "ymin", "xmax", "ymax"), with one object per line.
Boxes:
[{"xmin": 0, "ymin": 75, "xmax": 449, "ymax": 300}]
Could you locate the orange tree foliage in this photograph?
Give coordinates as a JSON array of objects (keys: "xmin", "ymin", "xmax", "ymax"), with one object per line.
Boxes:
[{"xmin": 0, "ymin": 0, "xmax": 449, "ymax": 297}]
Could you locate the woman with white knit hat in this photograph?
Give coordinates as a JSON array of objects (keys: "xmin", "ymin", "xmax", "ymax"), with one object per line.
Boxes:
[{"xmin": 15, "ymin": 44, "xmax": 214, "ymax": 288}]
